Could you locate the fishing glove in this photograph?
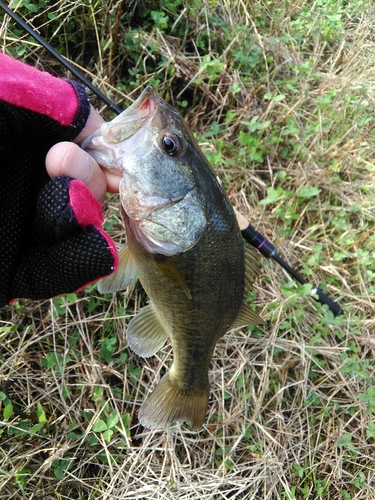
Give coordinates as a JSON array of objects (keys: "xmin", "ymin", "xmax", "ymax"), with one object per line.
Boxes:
[{"xmin": 0, "ymin": 53, "xmax": 118, "ymax": 307}]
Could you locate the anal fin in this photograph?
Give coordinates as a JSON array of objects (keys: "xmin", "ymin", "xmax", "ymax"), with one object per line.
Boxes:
[{"xmin": 127, "ymin": 303, "xmax": 169, "ymax": 358}]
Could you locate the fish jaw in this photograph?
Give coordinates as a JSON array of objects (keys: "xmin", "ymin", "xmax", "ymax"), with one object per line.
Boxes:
[
  {"xmin": 102, "ymin": 86, "xmax": 158, "ymax": 144},
  {"xmin": 81, "ymin": 86, "xmax": 160, "ymax": 173}
]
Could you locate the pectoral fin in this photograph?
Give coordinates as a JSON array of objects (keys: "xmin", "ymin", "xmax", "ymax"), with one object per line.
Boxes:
[
  {"xmin": 153, "ymin": 256, "xmax": 191, "ymax": 299},
  {"xmin": 127, "ymin": 303, "xmax": 169, "ymax": 358},
  {"xmin": 98, "ymin": 245, "xmax": 138, "ymax": 293}
]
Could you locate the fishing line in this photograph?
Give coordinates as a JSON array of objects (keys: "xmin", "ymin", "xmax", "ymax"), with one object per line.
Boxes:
[{"xmin": 0, "ymin": 2, "xmax": 343, "ymax": 316}]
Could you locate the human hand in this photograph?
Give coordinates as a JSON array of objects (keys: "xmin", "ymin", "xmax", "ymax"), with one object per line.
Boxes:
[
  {"xmin": 3, "ymin": 105, "xmax": 120, "ymax": 307},
  {"xmin": 0, "ymin": 54, "xmax": 121, "ymax": 307},
  {"xmin": 45, "ymin": 105, "xmax": 121, "ymax": 202}
]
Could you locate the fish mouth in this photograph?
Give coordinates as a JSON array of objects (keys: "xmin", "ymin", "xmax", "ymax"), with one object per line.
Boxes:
[
  {"xmin": 103, "ymin": 86, "xmax": 161, "ymax": 143},
  {"xmin": 80, "ymin": 86, "xmax": 161, "ymax": 152}
]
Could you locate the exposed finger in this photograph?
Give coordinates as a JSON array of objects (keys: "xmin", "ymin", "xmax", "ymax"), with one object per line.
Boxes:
[
  {"xmin": 74, "ymin": 105, "xmax": 105, "ymax": 144},
  {"xmin": 105, "ymin": 170, "xmax": 122, "ymax": 193},
  {"xmin": 45, "ymin": 142, "xmax": 107, "ymax": 203}
]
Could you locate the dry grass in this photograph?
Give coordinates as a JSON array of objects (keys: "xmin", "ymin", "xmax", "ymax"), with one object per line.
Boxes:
[{"xmin": 1, "ymin": 1, "xmax": 375, "ymax": 499}]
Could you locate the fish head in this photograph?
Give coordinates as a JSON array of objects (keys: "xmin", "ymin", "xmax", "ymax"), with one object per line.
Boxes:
[{"xmin": 82, "ymin": 86, "xmax": 207, "ymax": 257}]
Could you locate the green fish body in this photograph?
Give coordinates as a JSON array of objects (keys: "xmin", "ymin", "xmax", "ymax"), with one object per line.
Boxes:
[{"xmin": 82, "ymin": 87, "xmax": 263, "ymax": 429}]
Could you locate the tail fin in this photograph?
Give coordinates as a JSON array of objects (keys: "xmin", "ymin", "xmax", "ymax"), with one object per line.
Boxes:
[{"xmin": 138, "ymin": 371, "xmax": 209, "ymax": 430}]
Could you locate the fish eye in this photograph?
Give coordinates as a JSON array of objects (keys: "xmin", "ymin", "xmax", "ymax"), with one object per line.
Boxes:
[{"xmin": 161, "ymin": 133, "xmax": 182, "ymax": 156}]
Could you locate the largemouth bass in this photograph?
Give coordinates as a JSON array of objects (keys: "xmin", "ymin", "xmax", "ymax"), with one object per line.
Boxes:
[{"xmin": 82, "ymin": 87, "xmax": 263, "ymax": 429}]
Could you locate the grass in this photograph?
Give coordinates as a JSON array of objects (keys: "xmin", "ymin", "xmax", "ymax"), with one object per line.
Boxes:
[{"xmin": 1, "ymin": 0, "xmax": 375, "ymax": 498}]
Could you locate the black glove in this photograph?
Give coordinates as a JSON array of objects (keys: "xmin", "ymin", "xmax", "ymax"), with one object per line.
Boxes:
[
  {"xmin": 6, "ymin": 175, "xmax": 117, "ymax": 305},
  {"xmin": 0, "ymin": 57, "xmax": 117, "ymax": 307}
]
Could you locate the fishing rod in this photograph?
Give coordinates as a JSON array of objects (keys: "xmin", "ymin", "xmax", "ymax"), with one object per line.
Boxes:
[
  {"xmin": 236, "ymin": 212, "xmax": 343, "ymax": 317},
  {"xmin": 0, "ymin": 0, "xmax": 122, "ymax": 115},
  {"xmin": 0, "ymin": 2, "xmax": 343, "ymax": 317}
]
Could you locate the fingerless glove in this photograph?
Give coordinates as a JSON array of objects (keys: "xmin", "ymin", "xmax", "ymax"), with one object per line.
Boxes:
[{"xmin": 0, "ymin": 54, "xmax": 117, "ymax": 307}]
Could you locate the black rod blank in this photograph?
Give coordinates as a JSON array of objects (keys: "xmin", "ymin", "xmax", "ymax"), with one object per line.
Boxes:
[
  {"xmin": 242, "ymin": 223, "xmax": 343, "ymax": 317},
  {"xmin": 0, "ymin": 0, "xmax": 122, "ymax": 115}
]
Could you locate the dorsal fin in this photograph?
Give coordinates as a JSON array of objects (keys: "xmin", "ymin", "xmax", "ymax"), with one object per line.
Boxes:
[
  {"xmin": 231, "ymin": 301, "xmax": 264, "ymax": 328},
  {"xmin": 244, "ymin": 242, "xmax": 262, "ymax": 295},
  {"xmin": 231, "ymin": 242, "xmax": 264, "ymax": 327}
]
